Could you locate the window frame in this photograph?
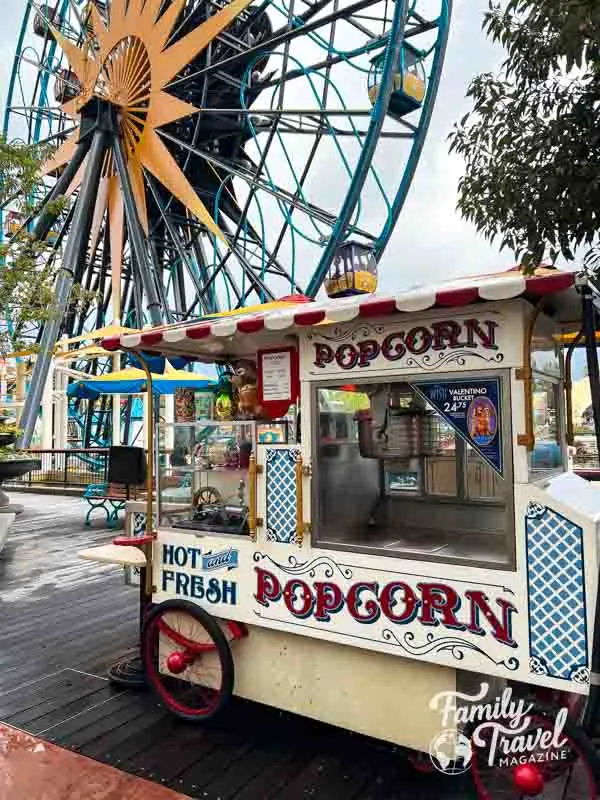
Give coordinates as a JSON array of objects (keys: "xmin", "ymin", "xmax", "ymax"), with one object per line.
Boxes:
[
  {"xmin": 310, "ymin": 368, "xmax": 516, "ymax": 570},
  {"xmin": 528, "ymin": 370, "xmax": 567, "ymax": 481}
]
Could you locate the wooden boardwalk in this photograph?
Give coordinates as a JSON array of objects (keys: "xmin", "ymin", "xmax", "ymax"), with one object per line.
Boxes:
[{"xmin": 0, "ymin": 494, "xmax": 470, "ymax": 800}]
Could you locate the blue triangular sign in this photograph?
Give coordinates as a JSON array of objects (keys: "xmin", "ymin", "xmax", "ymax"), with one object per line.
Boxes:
[{"xmin": 412, "ymin": 378, "xmax": 504, "ymax": 476}]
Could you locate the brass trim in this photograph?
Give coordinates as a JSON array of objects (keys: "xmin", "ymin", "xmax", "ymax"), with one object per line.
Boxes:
[
  {"xmin": 517, "ymin": 300, "xmax": 545, "ymax": 451},
  {"xmin": 133, "ymin": 351, "xmax": 155, "ymax": 535},
  {"xmin": 143, "ymin": 541, "xmax": 153, "ymax": 596},
  {"xmin": 248, "ymin": 453, "xmax": 258, "ymax": 542},
  {"xmin": 565, "ymin": 328, "xmax": 584, "ymax": 446},
  {"xmin": 295, "ymin": 456, "xmax": 304, "ymax": 548}
]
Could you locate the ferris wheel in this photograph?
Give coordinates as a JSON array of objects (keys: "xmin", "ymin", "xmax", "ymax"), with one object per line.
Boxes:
[{"xmin": 3, "ymin": 0, "xmax": 451, "ymax": 444}]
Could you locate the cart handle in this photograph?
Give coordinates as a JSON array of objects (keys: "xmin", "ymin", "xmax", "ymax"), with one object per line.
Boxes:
[
  {"xmin": 295, "ymin": 455, "xmax": 304, "ymax": 548},
  {"xmin": 248, "ymin": 453, "xmax": 258, "ymax": 542},
  {"xmin": 516, "ymin": 299, "xmax": 545, "ymax": 451}
]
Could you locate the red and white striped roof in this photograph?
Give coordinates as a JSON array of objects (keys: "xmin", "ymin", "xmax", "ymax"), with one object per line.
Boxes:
[{"xmin": 101, "ymin": 270, "xmax": 579, "ymax": 357}]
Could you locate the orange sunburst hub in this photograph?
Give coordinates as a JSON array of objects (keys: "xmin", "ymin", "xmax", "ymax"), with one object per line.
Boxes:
[{"xmin": 43, "ymin": 0, "xmax": 256, "ymax": 241}]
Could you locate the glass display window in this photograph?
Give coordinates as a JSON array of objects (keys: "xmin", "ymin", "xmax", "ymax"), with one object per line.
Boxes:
[
  {"xmin": 158, "ymin": 420, "xmax": 256, "ymax": 535},
  {"xmin": 529, "ymin": 376, "xmax": 565, "ymax": 477},
  {"xmin": 312, "ymin": 373, "xmax": 514, "ymax": 568}
]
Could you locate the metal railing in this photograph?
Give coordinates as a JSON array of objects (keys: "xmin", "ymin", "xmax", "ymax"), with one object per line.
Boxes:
[{"xmin": 5, "ymin": 448, "xmax": 109, "ymax": 489}]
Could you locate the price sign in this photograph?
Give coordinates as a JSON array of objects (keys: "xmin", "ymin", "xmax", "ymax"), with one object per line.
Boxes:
[{"xmin": 413, "ymin": 378, "xmax": 504, "ymax": 476}]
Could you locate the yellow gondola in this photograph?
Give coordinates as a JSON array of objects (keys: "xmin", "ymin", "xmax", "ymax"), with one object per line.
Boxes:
[
  {"xmin": 325, "ymin": 241, "xmax": 378, "ymax": 299},
  {"xmin": 368, "ymin": 42, "xmax": 426, "ymax": 118},
  {"xmin": 3, "ymin": 210, "xmax": 23, "ymax": 238}
]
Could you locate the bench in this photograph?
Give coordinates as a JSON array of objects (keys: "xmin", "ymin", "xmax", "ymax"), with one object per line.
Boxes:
[{"xmin": 83, "ymin": 482, "xmax": 144, "ymax": 528}]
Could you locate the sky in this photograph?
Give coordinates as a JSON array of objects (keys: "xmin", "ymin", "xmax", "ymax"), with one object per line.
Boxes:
[{"xmin": 0, "ymin": 0, "xmax": 511, "ymax": 293}]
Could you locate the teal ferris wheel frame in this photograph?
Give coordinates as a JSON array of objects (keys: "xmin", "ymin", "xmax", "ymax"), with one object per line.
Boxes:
[{"xmin": 4, "ymin": 0, "xmax": 452, "ymax": 316}]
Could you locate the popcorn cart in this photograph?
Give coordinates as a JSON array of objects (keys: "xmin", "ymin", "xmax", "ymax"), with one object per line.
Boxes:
[{"xmin": 83, "ymin": 269, "xmax": 600, "ymax": 797}]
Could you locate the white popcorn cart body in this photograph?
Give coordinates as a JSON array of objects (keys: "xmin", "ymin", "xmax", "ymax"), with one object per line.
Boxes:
[{"xmin": 102, "ymin": 270, "xmax": 600, "ymax": 756}]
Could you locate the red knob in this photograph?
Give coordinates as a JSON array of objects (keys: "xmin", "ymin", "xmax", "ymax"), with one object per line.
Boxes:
[
  {"xmin": 512, "ymin": 764, "xmax": 545, "ymax": 795},
  {"xmin": 166, "ymin": 651, "xmax": 189, "ymax": 675}
]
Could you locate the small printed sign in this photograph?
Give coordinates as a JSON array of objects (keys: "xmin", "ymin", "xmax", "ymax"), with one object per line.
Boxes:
[
  {"xmin": 261, "ymin": 350, "xmax": 291, "ymax": 402},
  {"xmin": 257, "ymin": 347, "xmax": 299, "ymax": 419},
  {"xmin": 201, "ymin": 548, "xmax": 239, "ymax": 572},
  {"xmin": 414, "ymin": 378, "xmax": 504, "ymax": 476}
]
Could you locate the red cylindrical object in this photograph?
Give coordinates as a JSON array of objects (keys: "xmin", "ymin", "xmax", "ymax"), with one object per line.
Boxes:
[
  {"xmin": 512, "ymin": 764, "xmax": 545, "ymax": 796},
  {"xmin": 166, "ymin": 651, "xmax": 189, "ymax": 675}
]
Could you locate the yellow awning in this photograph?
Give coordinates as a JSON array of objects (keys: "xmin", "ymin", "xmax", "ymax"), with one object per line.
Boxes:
[
  {"xmin": 58, "ymin": 324, "xmax": 140, "ymax": 346},
  {"xmin": 557, "ymin": 331, "xmax": 600, "ymax": 344},
  {"xmin": 55, "ymin": 345, "xmax": 111, "ymax": 361}
]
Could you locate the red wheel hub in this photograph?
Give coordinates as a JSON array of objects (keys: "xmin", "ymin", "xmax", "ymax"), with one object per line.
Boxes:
[
  {"xmin": 166, "ymin": 651, "xmax": 193, "ymax": 674},
  {"xmin": 512, "ymin": 763, "xmax": 545, "ymax": 795}
]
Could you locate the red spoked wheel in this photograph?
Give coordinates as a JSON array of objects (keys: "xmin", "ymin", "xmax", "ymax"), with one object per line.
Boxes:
[
  {"xmin": 470, "ymin": 709, "xmax": 600, "ymax": 799},
  {"xmin": 142, "ymin": 599, "xmax": 235, "ymax": 722}
]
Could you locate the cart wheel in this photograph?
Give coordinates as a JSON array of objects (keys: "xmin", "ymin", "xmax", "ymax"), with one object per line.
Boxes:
[
  {"xmin": 469, "ymin": 708, "xmax": 600, "ymax": 799},
  {"xmin": 193, "ymin": 486, "xmax": 222, "ymax": 507},
  {"xmin": 142, "ymin": 599, "xmax": 234, "ymax": 722}
]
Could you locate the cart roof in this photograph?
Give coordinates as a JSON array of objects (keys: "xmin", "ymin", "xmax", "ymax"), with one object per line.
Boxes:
[{"xmin": 101, "ymin": 268, "xmax": 583, "ymax": 362}]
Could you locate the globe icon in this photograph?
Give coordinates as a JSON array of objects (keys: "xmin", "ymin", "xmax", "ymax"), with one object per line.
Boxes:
[{"xmin": 429, "ymin": 730, "xmax": 473, "ymax": 776}]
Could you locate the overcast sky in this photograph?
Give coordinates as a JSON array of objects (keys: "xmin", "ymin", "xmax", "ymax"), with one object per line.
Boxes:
[{"xmin": 0, "ymin": 0, "xmax": 510, "ymax": 293}]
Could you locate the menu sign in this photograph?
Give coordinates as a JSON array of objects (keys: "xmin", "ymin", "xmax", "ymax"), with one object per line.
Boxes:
[
  {"xmin": 413, "ymin": 379, "xmax": 504, "ymax": 476},
  {"xmin": 257, "ymin": 347, "xmax": 299, "ymax": 419},
  {"xmin": 261, "ymin": 350, "xmax": 291, "ymax": 402}
]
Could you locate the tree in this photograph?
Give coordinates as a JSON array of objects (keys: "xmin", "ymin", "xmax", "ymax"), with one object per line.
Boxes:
[
  {"xmin": 449, "ymin": 0, "xmax": 600, "ymax": 271},
  {"xmin": 0, "ymin": 136, "xmax": 73, "ymax": 354}
]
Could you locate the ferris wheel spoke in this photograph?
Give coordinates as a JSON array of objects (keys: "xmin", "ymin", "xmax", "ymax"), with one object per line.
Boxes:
[
  {"xmin": 217, "ymin": 216, "xmax": 275, "ymax": 302},
  {"xmin": 158, "ymin": 129, "xmax": 372, "ymax": 238},
  {"xmin": 147, "ymin": 176, "xmax": 217, "ymax": 316},
  {"xmin": 167, "ymin": 0, "xmax": 378, "ymax": 88}
]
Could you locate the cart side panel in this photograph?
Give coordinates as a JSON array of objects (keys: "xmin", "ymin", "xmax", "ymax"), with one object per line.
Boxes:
[
  {"xmin": 232, "ymin": 624, "xmax": 457, "ymax": 752},
  {"xmin": 514, "ymin": 482, "xmax": 599, "ymax": 694}
]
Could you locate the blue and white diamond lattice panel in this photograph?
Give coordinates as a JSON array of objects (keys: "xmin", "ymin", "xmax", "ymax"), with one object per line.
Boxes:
[
  {"xmin": 526, "ymin": 502, "xmax": 589, "ymax": 683},
  {"xmin": 265, "ymin": 448, "xmax": 301, "ymax": 544}
]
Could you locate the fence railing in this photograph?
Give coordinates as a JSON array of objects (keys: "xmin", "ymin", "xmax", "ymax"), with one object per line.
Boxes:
[{"xmin": 5, "ymin": 448, "xmax": 109, "ymax": 489}]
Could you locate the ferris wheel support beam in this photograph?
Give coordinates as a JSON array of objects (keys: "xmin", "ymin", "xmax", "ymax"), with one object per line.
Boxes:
[
  {"xmin": 112, "ymin": 134, "xmax": 163, "ymax": 327},
  {"xmin": 147, "ymin": 176, "xmax": 211, "ymax": 315},
  {"xmin": 33, "ymin": 137, "xmax": 90, "ymax": 241},
  {"xmin": 19, "ymin": 122, "xmax": 110, "ymax": 447}
]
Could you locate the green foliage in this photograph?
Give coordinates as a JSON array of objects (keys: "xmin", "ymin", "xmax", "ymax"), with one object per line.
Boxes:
[
  {"xmin": 449, "ymin": 0, "xmax": 600, "ymax": 272},
  {"xmin": 0, "ymin": 138, "xmax": 96, "ymax": 354},
  {"xmin": 0, "ymin": 136, "xmax": 52, "ymax": 211}
]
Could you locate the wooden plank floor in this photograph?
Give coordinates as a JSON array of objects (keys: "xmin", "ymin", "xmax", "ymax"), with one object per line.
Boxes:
[{"xmin": 0, "ymin": 494, "xmax": 471, "ymax": 800}]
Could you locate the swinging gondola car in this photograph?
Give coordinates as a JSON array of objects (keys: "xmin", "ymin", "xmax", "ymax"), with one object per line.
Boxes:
[
  {"xmin": 33, "ymin": 4, "xmax": 59, "ymax": 38},
  {"xmin": 368, "ymin": 42, "xmax": 427, "ymax": 118},
  {"xmin": 3, "ymin": 210, "xmax": 23, "ymax": 238},
  {"xmin": 325, "ymin": 241, "xmax": 378, "ymax": 299},
  {"xmin": 54, "ymin": 69, "xmax": 81, "ymax": 105},
  {"xmin": 46, "ymin": 228, "xmax": 59, "ymax": 246}
]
